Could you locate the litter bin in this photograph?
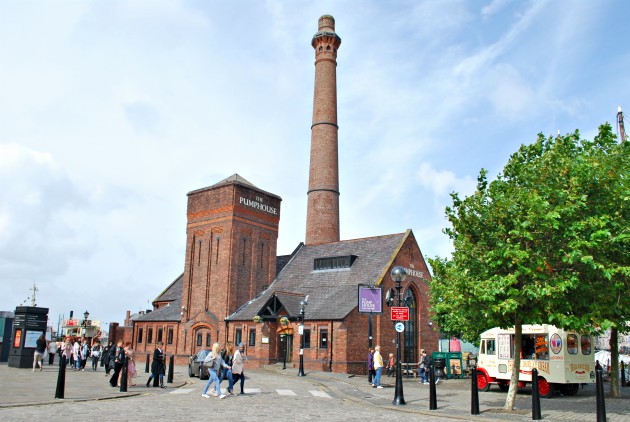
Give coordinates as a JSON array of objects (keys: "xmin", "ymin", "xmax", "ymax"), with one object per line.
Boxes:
[{"xmin": 434, "ymin": 358, "xmax": 446, "ymax": 378}]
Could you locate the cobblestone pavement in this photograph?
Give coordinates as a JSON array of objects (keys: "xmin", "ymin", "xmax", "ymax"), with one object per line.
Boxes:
[{"xmin": 1, "ymin": 362, "xmax": 628, "ymax": 421}]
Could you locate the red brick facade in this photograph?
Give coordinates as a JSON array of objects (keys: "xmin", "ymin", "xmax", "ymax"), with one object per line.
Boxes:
[
  {"xmin": 176, "ymin": 181, "xmax": 280, "ymax": 360},
  {"xmin": 225, "ymin": 231, "xmax": 439, "ymax": 374}
]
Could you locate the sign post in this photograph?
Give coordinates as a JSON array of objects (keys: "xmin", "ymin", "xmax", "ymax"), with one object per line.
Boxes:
[
  {"xmin": 391, "ymin": 307, "xmax": 410, "ymax": 321},
  {"xmin": 358, "ymin": 286, "xmax": 382, "ymax": 349}
]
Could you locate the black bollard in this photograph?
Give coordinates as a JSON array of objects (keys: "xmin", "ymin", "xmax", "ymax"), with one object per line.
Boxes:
[
  {"xmin": 167, "ymin": 355, "xmax": 174, "ymax": 383},
  {"xmin": 531, "ymin": 368, "xmax": 542, "ymax": 420},
  {"xmin": 54, "ymin": 355, "xmax": 66, "ymax": 399},
  {"xmin": 429, "ymin": 364, "xmax": 437, "ymax": 410},
  {"xmin": 145, "ymin": 353, "xmax": 150, "ymax": 373},
  {"xmin": 471, "ymin": 365, "xmax": 479, "ymax": 415},
  {"xmin": 595, "ymin": 368, "xmax": 606, "ymax": 422},
  {"xmin": 621, "ymin": 361, "xmax": 626, "ymax": 387},
  {"xmin": 120, "ymin": 355, "xmax": 128, "ymax": 393}
]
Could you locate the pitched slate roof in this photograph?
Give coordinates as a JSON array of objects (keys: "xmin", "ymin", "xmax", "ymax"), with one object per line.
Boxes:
[
  {"xmin": 226, "ymin": 231, "xmax": 409, "ymax": 321},
  {"xmin": 134, "ymin": 274, "xmax": 183, "ymax": 322}
]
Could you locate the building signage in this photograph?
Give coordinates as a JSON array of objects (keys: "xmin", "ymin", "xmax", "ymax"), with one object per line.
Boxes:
[
  {"xmin": 358, "ymin": 286, "xmax": 382, "ymax": 314},
  {"xmin": 239, "ymin": 196, "xmax": 278, "ymax": 215},
  {"xmin": 391, "ymin": 307, "xmax": 409, "ymax": 321},
  {"xmin": 395, "ymin": 322, "xmax": 405, "ymax": 333}
]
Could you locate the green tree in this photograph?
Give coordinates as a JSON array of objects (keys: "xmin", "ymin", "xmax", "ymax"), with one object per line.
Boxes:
[{"xmin": 429, "ymin": 124, "xmax": 629, "ymax": 409}]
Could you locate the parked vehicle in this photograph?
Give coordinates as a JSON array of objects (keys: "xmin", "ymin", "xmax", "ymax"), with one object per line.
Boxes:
[
  {"xmin": 188, "ymin": 349, "xmax": 211, "ymax": 380},
  {"xmin": 476, "ymin": 324, "xmax": 595, "ymax": 398}
]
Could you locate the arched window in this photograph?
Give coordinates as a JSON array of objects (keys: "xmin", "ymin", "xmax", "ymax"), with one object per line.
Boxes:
[{"xmin": 403, "ymin": 288, "xmax": 417, "ymax": 364}]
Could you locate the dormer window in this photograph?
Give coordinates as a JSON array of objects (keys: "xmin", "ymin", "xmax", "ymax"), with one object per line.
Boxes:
[{"xmin": 314, "ymin": 255, "xmax": 356, "ymax": 271}]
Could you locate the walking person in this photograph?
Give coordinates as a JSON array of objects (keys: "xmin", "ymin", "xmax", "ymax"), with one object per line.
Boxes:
[
  {"xmin": 231, "ymin": 342, "xmax": 247, "ymax": 395},
  {"xmin": 367, "ymin": 348, "xmax": 375, "ymax": 384},
  {"xmin": 120, "ymin": 342, "xmax": 137, "ymax": 387},
  {"xmin": 72, "ymin": 340, "xmax": 80, "ymax": 370},
  {"xmin": 80, "ymin": 338, "xmax": 89, "ymax": 371},
  {"xmin": 33, "ymin": 334, "xmax": 47, "ymax": 372},
  {"xmin": 61, "ymin": 338, "xmax": 75, "ymax": 369},
  {"xmin": 418, "ymin": 349, "xmax": 429, "ymax": 384},
  {"xmin": 109, "ymin": 340, "xmax": 125, "ymax": 387},
  {"xmin": 47, "ymin": 340, "xmax": 58, "ymax": 366},
  {"xmin": 102, "ymin": 341, "xmax": 113, "ymax": 375},
  {"xmin": 220, "ymin": 342, "xmax": 235, "ymax": 395},
  {"xmin": 372, "ymin": 345, "xmax": 384, "ymax": 388},
  {"xmin": 146, "ymin": 341, "xmax": 166, "ymax": 388},
  {"xmin": 201, "ymin": 342, "xmax": 231, "ymax": 399},
  {"xmin": 91, "ymin": 341, "xmax": 101, "ymax": 371},
  {"xmin": 106, "ymin": 341, "xmax": 117, "ymax": 375}
]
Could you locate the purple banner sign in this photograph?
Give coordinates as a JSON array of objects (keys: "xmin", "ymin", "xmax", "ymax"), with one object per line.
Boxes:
[{"xmin": 358, "ymin": 286, "xmax": 382, "ymax": 314}]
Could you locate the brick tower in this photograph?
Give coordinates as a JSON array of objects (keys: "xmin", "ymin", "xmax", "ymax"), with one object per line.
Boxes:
[
  {"xmin": 177, "ymin": 174, "xmax": 281, "ymax": 355},
  {"xmin": 305, "ymin": 15, "xmax": 342, "ymax": 245}
]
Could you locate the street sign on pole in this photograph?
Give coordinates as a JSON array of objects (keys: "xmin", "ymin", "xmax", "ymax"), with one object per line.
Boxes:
[
  {"xmin": 391, "ymin": 307, "xmax": 409, "ymax": 321},
  {"xmin": 395, "ymin": 322, "xmax": 405, "ymax": 333}
]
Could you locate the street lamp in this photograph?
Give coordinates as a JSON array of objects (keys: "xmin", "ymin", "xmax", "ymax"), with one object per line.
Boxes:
[
  {"xmin": 82, "ymin": 310, "xmax": 90, "ymax": 336},
  {"xmin": 391, "ymin": 266, "xmax": 406, "ymax": 406},
  {"xmin": 298, "ymin": 298, "xmax": 308, "ymax": 376}
]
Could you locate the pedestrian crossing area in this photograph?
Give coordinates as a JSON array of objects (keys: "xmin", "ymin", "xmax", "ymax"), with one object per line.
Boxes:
[{"xmin": 170, "ymin": 387, "xmax": 332, "ymax": 398}]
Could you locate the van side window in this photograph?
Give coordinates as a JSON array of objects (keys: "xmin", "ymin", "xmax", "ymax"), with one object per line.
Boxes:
[
  {"xmin": 535, "ymin": 334, "xmax": 549, "ymax": 360},
  {"xmin": 581, "ymin": 335, "xmax": 592, "ymax": 355},
  {"xmin": 486, "ymin": 339, "xmax": 496, "ymax": 355},
  {"xmin": 567, "ymin": 334, "xmax": 578, "ymax": 354}
]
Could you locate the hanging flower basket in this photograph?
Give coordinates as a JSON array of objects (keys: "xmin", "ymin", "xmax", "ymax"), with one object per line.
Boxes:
[
  {"xmin": 279, "ymin": 316, "xmax": 290, "ymax": 326},
  {"xmin": 253, "ymin": 315, "xmax": 263, "ymax": 323}
]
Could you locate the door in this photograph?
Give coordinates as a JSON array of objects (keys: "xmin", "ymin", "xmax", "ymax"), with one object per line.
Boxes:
[{"xmin": 278, "ymin": 334, "xmax": 293, "ymax": 363}]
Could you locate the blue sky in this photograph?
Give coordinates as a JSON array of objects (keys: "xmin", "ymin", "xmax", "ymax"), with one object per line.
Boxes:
[{"xmin": 1, "ymin": 0, "xmax": 628, "ymax": 328}]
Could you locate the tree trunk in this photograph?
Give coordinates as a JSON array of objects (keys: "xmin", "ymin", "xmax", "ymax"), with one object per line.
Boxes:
[
  {"xmin": 504, "ymin": 323, "xmax": 522, "ymax": 411},
  {"xmin": 610, "ymin": 327, "xmax": 620, "ymax": 398}
]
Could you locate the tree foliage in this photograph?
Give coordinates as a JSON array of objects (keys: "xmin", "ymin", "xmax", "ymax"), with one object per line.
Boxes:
[{"xmin": 428, "ymin": 124, "xmax": 629, "ymax": 406}]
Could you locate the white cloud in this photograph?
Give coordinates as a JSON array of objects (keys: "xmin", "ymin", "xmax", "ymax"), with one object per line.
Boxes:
[{"xmin": 416, "ymin": 162, "xmax": 476, "ymax": 199}]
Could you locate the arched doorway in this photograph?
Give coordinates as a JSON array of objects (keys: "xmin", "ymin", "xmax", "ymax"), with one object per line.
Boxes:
[{"xmin": 403, "ymin": 288, "xmax": 417, "ymax": 364}]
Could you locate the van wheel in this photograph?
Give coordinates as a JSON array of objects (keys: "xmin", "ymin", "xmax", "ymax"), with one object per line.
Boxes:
[
  {"xmin": 538, "ymin": 378, "xmax": 555, "ymax": 398},
  {"xmin": 199, "ymin": 367, "xmax": 208, "ymax": 380},
  {"xmin": 188, "ymin": 365, "xmax": 194, "ymax": 377},
  {"xmin": 477, "ymin": 371, "xmax": 490, "ymax": 392},
  {"xmin": 562, "ymin": 383, "xmax": 579, "ymax": 396},
  {"xmin": 498, "ymin": 381, "xmax": 509, "ymax": 391}
]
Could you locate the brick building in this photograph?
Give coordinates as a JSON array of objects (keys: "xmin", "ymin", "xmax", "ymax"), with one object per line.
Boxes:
[{"xmin": 125, "ymin": 15, "xmax": 439, "ymax": 372}]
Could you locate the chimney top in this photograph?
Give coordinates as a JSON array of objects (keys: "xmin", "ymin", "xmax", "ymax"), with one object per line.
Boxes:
[{"xmin": 318, "ymin": 15, "xmax": 335, "ymax": 32}]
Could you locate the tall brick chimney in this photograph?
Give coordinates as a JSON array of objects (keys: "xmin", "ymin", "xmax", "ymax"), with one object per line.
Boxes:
[{"xmin": 305, "ymin": 15, "xmax": 342, "ymax": 245}]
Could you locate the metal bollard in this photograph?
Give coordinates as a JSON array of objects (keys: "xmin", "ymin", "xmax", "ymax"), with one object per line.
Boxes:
[
  {"xmin": 145, "ymin": 353, "xmax": 150, "ymax": 373},
  {"xmin": 429, "ymin": 364, "xmax": 437, "ymax": 410},
  {"xmin": 471, "ymin": 365, "xmax": 479, "ymax": 415},
  {"xmin": 621, "ymin": 361, "xmax": 626, "ymax": 387},
  {"xmin": 531, "ymin": 368, "xmax": 542, "ymax": 420},
  {"xmin": 120, "ymin": 355, "xmax": 128, "ymax": 392},
  {"xmin": 596, "ymin": 368, "xmax": 606, "ymax": 422},
  {"xmin": 167, "ymin": 355, "xmax": 174, "ymax": 383},
  {"xmin": 54, "ymin": 355, "xmax": 66, "ymax": 399}
]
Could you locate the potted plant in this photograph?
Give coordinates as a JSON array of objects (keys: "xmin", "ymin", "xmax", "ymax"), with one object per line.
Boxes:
[
  {"xmin": 279, "ymin": 316, "xmax": 290, "ymax": 326},
  {"xmin": 253, "ymin": 315, "xmax": 263, "ymax": 323}
]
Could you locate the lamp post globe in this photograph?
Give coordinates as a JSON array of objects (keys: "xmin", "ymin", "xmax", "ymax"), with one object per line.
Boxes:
[
  {"xmin": 298, "ymin": 300, "xmax": 307, "ymax": 376},
  {"xmin": 391, "ymin": 266, "xmax": 406, "ymax": 406}
]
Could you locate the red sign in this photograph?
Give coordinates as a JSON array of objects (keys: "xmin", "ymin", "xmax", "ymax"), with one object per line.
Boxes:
[{"xmin": 391, "ymin": 307, "xmax": 409, "ymax": 321}]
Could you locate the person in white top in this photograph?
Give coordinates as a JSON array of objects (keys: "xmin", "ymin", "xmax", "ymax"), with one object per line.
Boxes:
[
  {"xmin": 231, "ymin": 342, "xmax": 247, "ymax": 394},
  {"xmin": 47, "ymin": 340, "xmax": 58, "ymax": 365}
]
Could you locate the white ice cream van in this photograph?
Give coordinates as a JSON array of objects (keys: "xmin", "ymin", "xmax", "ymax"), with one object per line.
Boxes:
[{"xmin": 476, "ymin": 324, "xmax": 595, "ymax": 398}]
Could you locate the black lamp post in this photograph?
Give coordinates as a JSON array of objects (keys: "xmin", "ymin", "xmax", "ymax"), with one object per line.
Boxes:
[
  {"xmin": 298, "ymin": 299, "xmax": 307, "ymax": 376},
  {"xmin": 391, "ymin": 266, "xmax": 406, "ymax": 406},
  {"xmin": 82, "ymin": 310, "xmax": 90, "ymax": 336}
]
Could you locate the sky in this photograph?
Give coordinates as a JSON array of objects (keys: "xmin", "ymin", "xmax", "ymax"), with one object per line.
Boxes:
[{"xmin": 1, "ymin": 0, "xmax": 629, "ymax": 331}]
